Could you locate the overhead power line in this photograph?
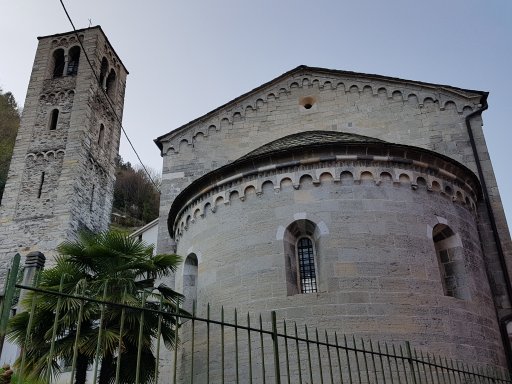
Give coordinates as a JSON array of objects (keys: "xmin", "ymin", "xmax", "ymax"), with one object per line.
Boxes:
[{"xmin": 58, "ymin": 0, "xmax": 160, "ymax": 192}]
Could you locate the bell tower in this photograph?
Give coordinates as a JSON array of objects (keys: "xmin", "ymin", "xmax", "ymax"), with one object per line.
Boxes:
[{"xmin": 0, "ymin": 26, "xmax": 128, "ymax": 273}]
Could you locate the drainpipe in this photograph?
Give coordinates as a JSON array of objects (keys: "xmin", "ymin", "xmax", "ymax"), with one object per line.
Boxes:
[{"xmin": 465, "ymin": 95, "xmax": 512, "ymax": 370}]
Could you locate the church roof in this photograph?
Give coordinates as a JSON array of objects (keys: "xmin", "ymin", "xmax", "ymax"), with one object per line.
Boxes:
[
  {"xmin": 240, "ymin": 130, "xmax": 385, "ymax": 160},
  {"xmin": 167, "ymin": 130, "xmax": 482, "ymax": 233},
  {"xmin": 154, "ymin": 65, "xmax": 487, "ymax": 150}
]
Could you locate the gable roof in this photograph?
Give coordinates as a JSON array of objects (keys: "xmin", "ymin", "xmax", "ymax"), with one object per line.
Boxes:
[{"xmin": 154, "ymin": 65, "xmax": 487, "ymax": 151}]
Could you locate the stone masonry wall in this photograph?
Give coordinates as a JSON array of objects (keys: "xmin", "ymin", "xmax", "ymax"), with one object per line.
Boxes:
[
  {"xmin": 173, "ymin": 163, "xmax": 504, "ymax": 372},
  {"xmin": 156, "ymin": 69, "xmax": 512, "ymax": 327},
  {"xmin": 0, "ymin": 27, "xmax": 127, "ymax": 279}
]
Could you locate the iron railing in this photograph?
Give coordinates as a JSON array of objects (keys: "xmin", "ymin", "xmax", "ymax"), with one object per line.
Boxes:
[{"xmin": 0, "ymin": 255, "xmax": 511, "ymax": 384}]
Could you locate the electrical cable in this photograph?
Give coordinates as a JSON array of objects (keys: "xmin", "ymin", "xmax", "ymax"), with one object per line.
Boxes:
[{"xmin": 58, "ymin": 0, "xmax": 160, "ymax": 192}]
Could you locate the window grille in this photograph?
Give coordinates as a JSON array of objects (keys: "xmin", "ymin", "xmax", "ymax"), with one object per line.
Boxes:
[{"xmin": 297, "ymin": 237, "xmax": 317, "ymax": 293}]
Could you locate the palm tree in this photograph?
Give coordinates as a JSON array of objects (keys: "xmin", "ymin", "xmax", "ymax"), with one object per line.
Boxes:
[{"xmin": 7, "ymin": 231, "xmax": 185, "ymax": 384}]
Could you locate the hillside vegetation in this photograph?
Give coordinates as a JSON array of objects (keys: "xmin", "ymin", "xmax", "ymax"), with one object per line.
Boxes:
[
  {"xmin": 112, "ymin": 157, "xmax": 160, "ymax": 228},
  {"xmin": 0, "ymin": 88, "xmax": 20, "ymax": 203}
]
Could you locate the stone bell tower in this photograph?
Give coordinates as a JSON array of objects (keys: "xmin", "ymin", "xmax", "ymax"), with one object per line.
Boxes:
[{"xmin": 0, "ymin": 26, "xmax": 128, "ymax": 274}]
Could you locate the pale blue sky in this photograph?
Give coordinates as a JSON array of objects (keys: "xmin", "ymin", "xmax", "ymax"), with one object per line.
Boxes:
[{"xmin": 1, "ymin": 0, "xmax": 511, "ymax": 229}]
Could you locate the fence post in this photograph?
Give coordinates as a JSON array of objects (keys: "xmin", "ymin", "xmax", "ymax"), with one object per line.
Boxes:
[
  {"xmin": 405, "ymin": 341, "xmax": 418, "ymax": 384},
  {"xmin": 272, "ymin": 311, "xmax": 281, "ymax": 384},
  {"xmin": 0, "ymin": 253, "xmax": 21, "ymax": 355},
  {"xmin": 21, "ymin": 252, "xmax": 45, "ymax": 289}
]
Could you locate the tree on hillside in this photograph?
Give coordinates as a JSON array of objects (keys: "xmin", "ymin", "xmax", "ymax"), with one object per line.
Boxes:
[
  {"xmin": 0, "ymin": 89, "xmax": 20, "ymax": 203},
  {"xmin": 113, "ymin": 157, "xmax": 160, "ymax": 225},
  {"xmin": 8, "ymin": 231, "xmax": 185, "ymax": 384}
]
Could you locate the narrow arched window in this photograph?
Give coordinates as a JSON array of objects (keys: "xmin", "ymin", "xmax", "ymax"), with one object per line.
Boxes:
[
  {"xmin": 98, "ymin": 124, "xmax": 105, "ymax": 147},
  {"xmin": 433, "ymin": 223, "xmax": 469, "ymax": 300},
  {"xmin": 49, "ymin": 109, "xmax": 59, "ymax": 130},
  {"xmin": 106, "ymin": 69, "xmax": 117, "ymax": 99},
  {"xmin": 297, "ymin": 237, "xmax": 317, "ymax": 293},
  {"xmin": 183, "ymin": 254, "xmax": 198, "ymax": 313},
  {"xmin": 37, "ymin": 172, "xmax": 45, "ymax": 198},
  {"xmin": 67, "ymin": 46, "xmax": 80, "ymax": 76},
  {"xmin": 284, "ymin": 219, "xmax": 320, "ymax": 295},
  {"xmin": 52, "ymin": 49, "xmax": 65, "ymax": 78},
  {"xmin": 99, "ymin": 57, "xmax": 109, "ymax": 87}
]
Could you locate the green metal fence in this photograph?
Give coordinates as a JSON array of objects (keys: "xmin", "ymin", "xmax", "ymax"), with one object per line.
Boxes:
[{"xmin": 0, "ymin": 255, "xmax": 511, "ymax": 384}]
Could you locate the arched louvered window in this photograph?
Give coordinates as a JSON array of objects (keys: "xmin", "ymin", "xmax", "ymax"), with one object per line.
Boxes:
[
  {"xmin": 52, "ymin": 49, "xmax": 65, "ymax": 78},
  {"xmin": 106, "ymin": 69, "xmax": 116, "ymax": 99},
  {"xmin": 67, "ymin": 46, "xmax": 80, "ymax": 76},
  {"xmin": 99, "ymin": 57, "xmax": 109, "ymax": 87}
]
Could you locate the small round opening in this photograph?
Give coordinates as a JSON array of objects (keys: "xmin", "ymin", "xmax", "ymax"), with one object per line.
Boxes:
[{"xmin": 300, "ymin": 96, "xmax": 316, "ymax": 110}]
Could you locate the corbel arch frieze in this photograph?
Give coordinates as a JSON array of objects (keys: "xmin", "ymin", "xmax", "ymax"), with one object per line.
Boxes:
[
  {"xmin": 163, "ymin": 75, "xmax": 479, "ymax": 154},
  {"xmin": 172, "ymin": 159, "xmax": 479, "ymax": 241},
  {"xmin": 25, "ymin": 149, "xmax": 66, "ymax": 161}
]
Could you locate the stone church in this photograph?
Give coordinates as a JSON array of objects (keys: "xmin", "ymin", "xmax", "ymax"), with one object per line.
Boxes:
[
  {"xmin": 1, "ymin": 26, "xmax": 512, "ymax": 375},
  {"xmin": 154, "ymin": 65, "xmax": 512, "ymax": 370}
]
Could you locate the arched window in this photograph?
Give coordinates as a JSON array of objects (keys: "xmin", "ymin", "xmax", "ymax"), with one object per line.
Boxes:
[
  {"xmin": 99, "ymin": 57, "xmax": 109, "ymax": 87},
  {"xmin": 297, "ymin": 237, "xmax": 317, "ymax": 293},
  {"xmin": 183, "ymin": 254, "xmax": 198, "ymax": 313},
  {"xmin": 67, "ymin": 46, "xmax": 80, "ymax": 76},
  {"xmin": 98, "ymin": 124, "xmax": 105, "ymax": 147},
  {"xmin": 52, "ymin": 49, "xmax": 65, "ymax": 78},
  {"xmin": 106, "ymin": 69, "xmax": 117, "ymax": 99},
  {"xmin": 284, "ymin": 219, "xmax": 319, "ymax": 295},
  {"xmin": 432, "ymin": 223, "xmax": 469, "ymax": 300},
  {"xmin": 49, "ymin": 109, "xmax": 59, "ymax": 130}
]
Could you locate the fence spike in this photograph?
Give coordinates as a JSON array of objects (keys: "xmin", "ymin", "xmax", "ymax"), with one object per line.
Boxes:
[
  {"xmin": 207, "ymin": 303, "xmax": 210, "ymax": 383},
  {"xmin": 352, "ymin": 335, "xmax": 362, "ymax": 384},
  {"xmin": 334, "ymin": 333, "xmax": 344, "ymax": 384},
  {"xmin": 247, "ymin": 311, "xmax": 253, "ymax": 384},
  {"xmin": 392, "ymin": 344, "xmax": 403, "ymax": 384},
  {"xmin": 260, "ymin": 314, "xmax": 266, "ymax": 384},
  {"xmin": 19, "ymin": 270, "xmax": 41, "ymax": 383},
  {"xmin": 0, "ymin": 253, "xmax": 21, "ymax": 351},
  {"xmin": 190, "ymin": 300, "xmax": 196, "ymax": 384},
  {"xmin": 134, "ymin": 288, "xmax": 146, "ymax": 384},
  {"xmin": 369, "ymin": 340, "xmax": 379, "ymax": 384},
  {"xmin": 305, "ymin": 325, "xmax": 314, "ymax": 384},
  {"xmin": 172, "ymin": 299, "xmax": 180, "ymax": 384},
  {"xmin": 344, "ymin": 334, "xmax": 353, "ymax": 384},
  {"xmin": 295, "ymin": 323, "xmax": 303, "ymax": 384},
  {"xmin": 68, "ymin": 282, "xmax": 86, "ymax": 384},
  {"xmin": 234, "ymin": 308, "xmax": 239, "ymax": 384},
  {"xmin": 272, "ymin": 311, "xmax": 281, "ymax": 384},
  {"xmin": 284, "ymin": 320, "xmax": 291, "ymax": 384},
  {"xmin": 115, "ymin": 288, "xmax": 127, "ymax": 384},
  {"xmin": 222, "ymin": 306, "xmax": 225, "ymax": 384},
  {"xmin": 154, "ymin": 295, "xmax": 163, "ymax": 384},
  {"xmin": 384, "ymin": 342, "xmax": 395, "ymax": 384},
  {"xmin": 377, "ymin": 341, "xmax": 387, "ymax": 384},
  {"xmin": 325, "ymin": 330, "xmax": 334, "ymax": 384},
  {"xmin": 315, "ymin": 328, "xmax": 324, "ymax": 384},
  {"xmin": 361, "ymin": 338, "xmax": 370, "ymax": 384}
]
